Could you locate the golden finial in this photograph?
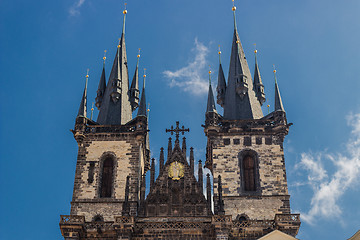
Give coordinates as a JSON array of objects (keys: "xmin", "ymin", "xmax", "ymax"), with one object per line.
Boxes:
[
  {"xmin": 218, "ymin": 45, "xmax": 221, "ymax": 55},
  {"xmin": 123, "ymin": 2, "xmax": 127, "ymax": 14},
  {"xmin": 267, "ymin": 104, "xmax": 270, "ymax": 113},
  {"xmin": 143, "ymin": 68, "xmax": 146, "ymax": 78},
  {"xmin": 86, "ymin": 68, "xmax": 89, "ymax": 78},
  {"xmin": 90, "ymin": 102, "xmax": 94, "ymax": 120},
  {"xmin": 273, "ymin": 65, "xmax": 278, "ymax": 84},
  {"xmin": 147, "ymin": 103, "xmax": 150, "ymax": 113},
  {"xmin": 236, "ymin": 40, "xmax": 240, "ymax": 44},
  {"xmin": 208, "ymin": 65, "xmax": 212, "ymax": 75},
  {"xmin": 103, "ymin": 50, "xmax": 107, "ymax": 63},
  {"xmin": 254, "ymin": 43, "xmax": 257, "ymax": 54},
  {"xmin": 232, "ymin": 0, "xmax": 236, "ymax": 11},
  {"xmin": 137, "ymin": 48, "xmax": 141, "ymax": 58}
]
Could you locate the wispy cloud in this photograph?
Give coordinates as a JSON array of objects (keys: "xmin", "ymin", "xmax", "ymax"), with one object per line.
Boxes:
[
  {"xmin": 69, "ymin": 0, "xmax": 86, "ymax": 16},
  {"xmin": 163, "ymin": 39, "xmax": 209, "ymax": 96},
  {"xmin": 296, "ymin": 112, "xmax": 360, "ymax": 224}
]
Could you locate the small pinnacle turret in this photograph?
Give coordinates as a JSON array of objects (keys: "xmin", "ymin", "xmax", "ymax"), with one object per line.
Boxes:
[
  {"xmin": 137, "ymin": 69, "xmax": 147, "ymax": 117},
  {"xmin": 77, "ymin": 71, "xmax": 89, "ymax": 118},
  {"xmin": 97, "ymin": 8, "xmax": 132, "ymax": 125},
  {"xmin": 253, "ymin": 49, "xmax": 266, "ymax": 105},
  {"xmin": 95, "ymin": 52, "xmax": 107, "ymax": 110},
  {"xmin": 129, "ymin": 50, "xmax": 140, "ymax": 111},
  {"xmin": 274, "ymin": 69, "xmax": 285, "ymax": 112},
  {"xmin": 206, "ymin": 70, "xmax": 217, "ymax": 113},
  {"xmin": 216, "ymin": 47, "xmax": 226, "ymax": 107}
]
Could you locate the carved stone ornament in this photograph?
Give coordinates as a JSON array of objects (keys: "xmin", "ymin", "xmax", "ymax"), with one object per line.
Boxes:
[{"xmin": 168, "ymin": 161, "xmax": 184, "ymax": 180}]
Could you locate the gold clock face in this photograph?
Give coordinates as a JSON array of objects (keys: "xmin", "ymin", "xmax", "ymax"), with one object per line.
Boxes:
[{"xmin": 168, "ymin": 161, "xmax": 185, "ymax": 180}]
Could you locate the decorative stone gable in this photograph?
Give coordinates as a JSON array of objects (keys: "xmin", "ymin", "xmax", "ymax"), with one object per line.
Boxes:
[{"xmin": 140, "ymin": 131, "xmax": 210, "ymax": 217}]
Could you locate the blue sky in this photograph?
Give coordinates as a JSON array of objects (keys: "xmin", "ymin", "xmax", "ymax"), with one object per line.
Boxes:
[{"xmin": 1, "ymin": 0, "xmax": 360, "ymax": 239}]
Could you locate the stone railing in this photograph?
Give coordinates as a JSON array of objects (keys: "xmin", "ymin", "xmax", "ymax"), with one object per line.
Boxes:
[
  {"xmin": 60, "ymin": 215, "xmax": 85, "ymax": 225},
  {"xmin": 85, "ymin": 125, "xmax": 137, "ymax": 134},
  {"xmin": 232, "ymin": 220, "xmax": 275, "ymax": 229},
  {"xmin": 274, "ymin": 214, "xmax": 300, "ymax": 224},
  {"xmin": 134, "ymin": 221, "xmax": 212, "ymax": 231}
]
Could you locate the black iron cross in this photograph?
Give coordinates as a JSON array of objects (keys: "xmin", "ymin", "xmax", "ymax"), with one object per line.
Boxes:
[{"xmin": 166, "ymin": 121, "xmax": 189, "ymax": 140}]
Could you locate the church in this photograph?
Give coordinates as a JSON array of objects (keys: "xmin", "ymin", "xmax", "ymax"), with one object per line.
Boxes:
[{"xmin": 59, "ymin": 2, "xmax": 301, "ymax": 239}]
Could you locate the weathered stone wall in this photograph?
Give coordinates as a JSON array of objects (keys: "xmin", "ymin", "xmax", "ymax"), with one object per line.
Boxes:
[
  {"xmin": 70, "ymin": 132, "xmax": 145, "ymax": 220},
  {"xmin": 211, "ymin": 134, "xmax": 289, "ymax": 220}
]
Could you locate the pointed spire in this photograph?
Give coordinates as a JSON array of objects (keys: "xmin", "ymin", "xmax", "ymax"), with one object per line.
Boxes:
[
  {"xmin": 206, "ymin": 68, "xmax": 217, "ymax": 113},
  {"xmin": 223, "ymin": 0, "xmax": 263, "ymax": 120},
  {"xmin": 253, "ymin": 47, "xmax": 266, "ymax": 105},
  {"xmin": 182, "ymin": 137, "xmax": 187, "ymax": 157},
  {"xmin": 137, "ymin": 69, "xmax": 147, "ymax": 117},
  {"xmin": 217, "ymin": 175, "xmax": 225, "ymax": 215},
  {"xmin": 130, "ymin": 49, "xmax": 140, "ymax": 111},
  {"xmin": 216, "ymin": 45, "xmax": 226, "ymax": 107},
  {"xmin": 150, "ymin": 158, "xmax": 155, "ymax": 191},
  {"xmin": 198, "ymin": 160, "xmax": 203, "ymax": 194},
  {"xmin": 139, "ymin": 174, "xmax": 146, "ymax": 216},
  {"xmin": 273, "ymin": 67, "xmax": 285, "ymax": 112},
  {"xmin": 167, "ymin": 137, "xmax": 172, "ymax": 161},
  {"xmin": 77, "ymin": 69, "xmax": 89, "ymax": 118},
  {"xmin": 159, "ymin": 147, "xmax": 165, "ymax": 172},
  {"xmin": 122, "ymin": 175, "xmax": 130, "ymax": 216},
  {"xmin": 95, "ymin": 51, "xmax": 107, "ymax": 110},
  {"xmin": 206, "ymin": 173, "xmax": 212, "ymax": 214},
  {"xmin": 96, "ymin": 5, "xmax": 131, "ymax": 125},
  {"xmin": 190, "ymin": 147, "xmax": 194, "ymax": 175}
]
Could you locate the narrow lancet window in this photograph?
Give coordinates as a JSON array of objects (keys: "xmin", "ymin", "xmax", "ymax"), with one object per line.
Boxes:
[
  {"xmin": 243, "ymin": 155, "xmax": 256, "ymax": 191},
  {"xmin": 100, "ymin": 157, "xmax": 114, "ymax": 198}
]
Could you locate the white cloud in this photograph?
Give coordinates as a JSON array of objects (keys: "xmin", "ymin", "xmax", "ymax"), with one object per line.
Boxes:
[
  {"xmin": 297, "ymin": 112, "xmax": 360, "ymax": 224},
  {"xmin": 163, "ymin": 39, "xmax": 209, "ymax": 96},
  {"xmin": 69, "ymin": 0, "xmax": 86, "ymax": 16}
]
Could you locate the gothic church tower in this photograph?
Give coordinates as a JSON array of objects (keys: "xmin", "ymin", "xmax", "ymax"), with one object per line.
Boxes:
[
  {"xmin": 60, "ymin": 8, "xmax": 150, "ymax": 239},
  {"xmin": 204, "ymin": 2, "xmax": 300, "ymax": 237}
]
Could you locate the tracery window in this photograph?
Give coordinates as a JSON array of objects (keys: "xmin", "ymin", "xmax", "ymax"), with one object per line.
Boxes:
[
  {"xmin": 243, "ymin": 155, "xmax": 256, "ymax": 191},
  {"xmin": 100, "ymin": 157, "xmax": 114, "ymax": 198}
]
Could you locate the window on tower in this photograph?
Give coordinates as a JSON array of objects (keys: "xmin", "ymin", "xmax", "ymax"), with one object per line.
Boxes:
[
  {"xmin": 100, "ymin": 157, "xmax": 114, "ymax": 198},
  {"xmin": 242, "ymin": 155, "xmax": 256, "ymax": 192}
]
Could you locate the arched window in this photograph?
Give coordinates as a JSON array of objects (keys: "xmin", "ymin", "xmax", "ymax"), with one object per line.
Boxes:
[
  {"xmin": 100, "ymin": 157, "xmax": 114, "ymax": 198},
  {"xmin": 243, "ymin": 155, "xmax": 256, "ymax": 191}
]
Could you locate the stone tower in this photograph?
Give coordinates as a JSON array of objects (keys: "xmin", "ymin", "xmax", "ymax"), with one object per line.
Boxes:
[
  {"xmin": 204, "ymin": 3, "xmax": 300, "ymax": 238},
  {"xmin": 59, "ymin": 9, "xmax": 150, "ymax": 239}
]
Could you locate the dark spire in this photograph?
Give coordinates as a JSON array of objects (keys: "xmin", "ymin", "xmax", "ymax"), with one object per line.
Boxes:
[
  {"xmin": 122, "ymin": 175, "xmax": 130, "ymax": 216},
  {"xmin": 274, "ymin": 68, "xmax": 285, "ymax": 112},
  {"xmin": 139, "ymin": 174, "xmax": 146, "ymax": 216},
  {"xmin": 190, "ymin": 147, "xmax": 194, "ymax": 174},
  {"xmin": 137, "ymin": 69, "xmax": 147, "ymax": 117},
  {"xmin": 167, "ymin": 137, "xmax": 172, "ymax": 161},
  {"xmin": 95, "ymin": 53, "xmax": 107, "ymax": 110},
  {"xmin": 198, "ymin": 160, "xmax": 203, "ymax": 194},
  {"xmin": 217, "ymin": 175, "xmax": 225, "ymax": 215},
  {"xmin": 77, "ymin": 70, "xmax": 89, "ymax": 118},
  {"xmin": 182, "ymin": 137, "xmax": 187, "ymax": 157},
  {"xmin": 206, "ymin": 70, "xmax": 217, "ymax": 113},
  {"xmin": 129, "ymin": 50, "xmax": 140, "ymax": 111},
  {"xmin": 96, "ymin": 9, "xmax": 132, "ymax": 125},
  {"xmin": 223, "ymin": 4, "xmax": 263, "ymax": 120},
  {"xmin": 150, "ymin": 158, "xmax": 155, "ymax": 191},
  {"xmin": 159, "ymin": 147, "xmax": 164, "ymax": 172},
  {"xmin": 216, "ymin": 47, "xmax": 226, "ymax": 107},
  {"xmin": 253, "ymin": 49, "xmax": 266, "ymax": 105},
  {"xmin": 206, "ymin": 173, "xmax": 212, "ymax": 214}
]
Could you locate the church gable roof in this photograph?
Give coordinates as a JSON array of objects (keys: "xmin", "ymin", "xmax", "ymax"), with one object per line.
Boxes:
[{"xmin": 141, "ymin": 124, "xmax": 210, "ymax": 217}]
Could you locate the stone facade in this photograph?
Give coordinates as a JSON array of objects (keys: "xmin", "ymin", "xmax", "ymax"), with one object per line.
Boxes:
[{"xmin": 69, "ymin": 116, "xmax": 149, "ymax": 223}]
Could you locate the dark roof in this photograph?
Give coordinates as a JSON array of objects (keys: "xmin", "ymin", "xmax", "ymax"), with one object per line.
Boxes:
[
  {"xmin": 96, "ymin": 18, "xmax": 132, "ymax": 125},
  {"xmin": 222, "ymin": 12, "xmax": 263, "ymax": 120}
]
